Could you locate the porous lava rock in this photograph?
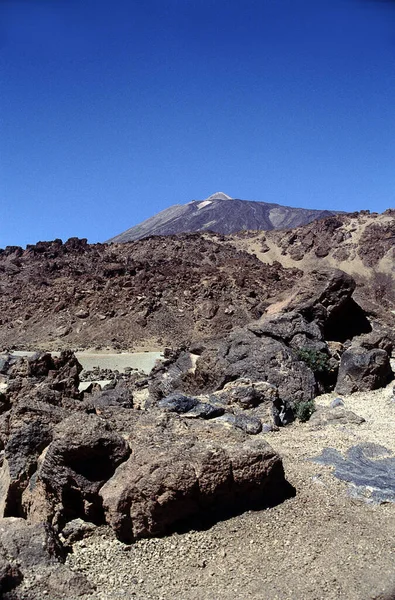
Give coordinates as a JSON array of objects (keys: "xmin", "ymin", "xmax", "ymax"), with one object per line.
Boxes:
[
  {"xmin": 22, "ymin": 413, "xmax": 130, "ymax": 530},
  {"xmin": 335, "ymin": 345, "xmax": 393, "ymax": 395},
  {"xmin": 99, "ymin": 410, "xmax": 291, "ymax": 542}
]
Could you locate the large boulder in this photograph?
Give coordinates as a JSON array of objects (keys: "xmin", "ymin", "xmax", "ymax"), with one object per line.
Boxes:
[
  {"xmin": 0, "ymin": 399, "xmax": 68, "ymax": 519},
  {"xmin": 22, "ymin": 413, "xmax": 130, "ymax": 530},
  {"xmin": 268, "ymin": 269, "xmax": 372, "ymax": 343},
  {"xmin": 335, "ymin": 345, "xmax": 393, "ymax": 395},
  {"xmin": 100, "ymin": 410, "xmax": 291, "ymax": 542},
  {"xmin": 183, "ymin": 329, "xmax": 317, "ymax": 407}
]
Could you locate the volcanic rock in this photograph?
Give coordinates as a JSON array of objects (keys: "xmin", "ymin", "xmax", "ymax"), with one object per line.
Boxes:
[
  {"xmin": 335, "ymin": 345, "xmax": 393, "ymax": 395},
  {"xmin": 308, "ymin": 406, "xmax": 365, "ymax": 427},
  {"xmin": 0, "ymin": 234, "xmax": 302, "ymax": 349},
  {"xmin": 22, "ymin": 413, "xmax": 130, "ymax": 529},
  {"xmin": 176, "ymin": 330, "xmax": 317, "ymax": 407},
  {"xmin": 99, "ymin": 410, "xmax": 290, "ymax": 542},
  {"xmin": 0, "ymin": 517, "xmax": 93, "ymax": 599}
]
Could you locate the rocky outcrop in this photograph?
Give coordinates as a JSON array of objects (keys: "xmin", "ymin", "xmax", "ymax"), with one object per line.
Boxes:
[
  {"xmin": 22, "ymin": 413, "xmax": 130, "ymax": 529},
  {"xmin": 0, "ymin": 234, "xmax": 302, "ymax": 350},
  {"xmin": 227, "ymin": 210, "xmax": 395, "ymax": 325},
  {"xmin": 148, "ymin": 268, "xmax": 392, "ymax": 417},
  {"xmin": 149, "ymin": 309, "xmax": 333, "ymax": 415},
  {"xmin": 0, "ymin": 353, "xmax": 291, "ymax": 549},
  {"xmin": 6, "ymin": 351, "xmax": 82, "ymax": 407},
  {"xmin": 150, "ymin": 337, "xmax": 314, "ymax": 423}
]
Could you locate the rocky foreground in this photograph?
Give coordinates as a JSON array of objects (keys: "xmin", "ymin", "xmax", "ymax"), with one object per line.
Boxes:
[{"xmin": 0, "ymin": 263, "xmax": 394, "ymax": 598}]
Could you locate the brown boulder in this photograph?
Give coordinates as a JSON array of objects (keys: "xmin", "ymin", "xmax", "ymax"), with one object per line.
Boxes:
[
  {"xmin": 0, "ymin": 399, "xmax": 68, "ymax": 519},
  {"xmin": 22, "ymin": 413, "xmax": 130, "ymax": 529},
  {"xmin": 309, "ymin": 406, "xmax": 365, "ymax": 427},
  {"xmin": 100, "ymin": 411, "xmax": 291, "ymax": 542}
]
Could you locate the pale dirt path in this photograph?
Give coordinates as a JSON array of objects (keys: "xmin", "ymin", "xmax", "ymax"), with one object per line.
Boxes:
[
  {"xmin": 9, "ymin": 350, "xmax": 164, "ymax": 374},
  {"xmin": 68, "ymin": 382, "xmax": 395, "ymax": 600}
]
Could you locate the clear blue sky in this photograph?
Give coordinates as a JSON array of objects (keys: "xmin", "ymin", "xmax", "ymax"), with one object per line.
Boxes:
[{"xmin": 1, "ymin": 0, "xmax": 394, "ymax": 247}]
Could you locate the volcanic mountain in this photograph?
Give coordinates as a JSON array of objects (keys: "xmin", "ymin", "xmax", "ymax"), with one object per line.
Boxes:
[{"xmin": 107, "ymin": 192, "xmax": 340, "ymax": 243}]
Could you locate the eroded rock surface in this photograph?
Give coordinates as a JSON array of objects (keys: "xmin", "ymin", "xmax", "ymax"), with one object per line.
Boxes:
[
  {"xmin": 0, "ymin": 352, "xmax": 292, "ymax": 559},
  {"xmin": 100, "ymin": 410, "xmax": 291, "ymax": 542},
  {"xmin": 0, "ymin": 517, "xmax": 93, "ymax": 599},
  {"xmin": 336, "ymin": 345, "xmax": 393, "ymax": 395}
]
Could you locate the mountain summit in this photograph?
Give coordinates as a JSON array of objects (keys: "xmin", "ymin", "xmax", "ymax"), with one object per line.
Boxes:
[
  {"xmin": 107, "ymin": 193, "xmax": 340, "ymax": 243},
  {"xmin": 204, "ymin": 192, "xmax": 233, "ymax": 201}
]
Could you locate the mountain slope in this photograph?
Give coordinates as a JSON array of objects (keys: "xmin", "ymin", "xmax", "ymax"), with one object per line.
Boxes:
[
  {"xmin": 221, "ymin": 208, "xmax": 395, "ymax": 319},
  {"xmin": 0, "ymin": 235, "xmax": 301, "ymax": 350},
  {"xmin": 107, "ymin": 192, "xmax": 339, "ymax": 243}
]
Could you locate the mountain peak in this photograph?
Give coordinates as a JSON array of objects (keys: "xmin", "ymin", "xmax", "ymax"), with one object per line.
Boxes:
[
  {"xmin": 107, "ymin": 194, "xmax": 341, "ymax": 243},
  {"xmin": 205, "ymin": 192, "xmax": 233, "ymax": 201}
]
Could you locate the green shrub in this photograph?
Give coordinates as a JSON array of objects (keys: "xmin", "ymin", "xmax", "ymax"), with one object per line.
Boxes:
[
  {"xmin": 296, "ymin": 348, "xmax": 330, "ymax": 374},
  {"xmin": 294, "ymin": 399, "xmax": 316, "ymax": 422}
]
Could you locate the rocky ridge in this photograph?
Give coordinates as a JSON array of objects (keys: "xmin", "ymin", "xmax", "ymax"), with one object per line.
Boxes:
[
  {"xmin": 224, "ymin": 208, "xmax": 395, "ymax": 318},
  {"xmin": 0, "ymin": 235, "xmax": 301, "ymax": 350}
]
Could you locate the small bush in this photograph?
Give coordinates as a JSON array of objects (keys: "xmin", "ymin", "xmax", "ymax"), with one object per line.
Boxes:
[
  {"xmin": 296, "ymin": 348, "xmax": 330, "ymax": 374},
  {"xmin": 294, "ymin": 399, "xmax": 316, "ymax": 422}
]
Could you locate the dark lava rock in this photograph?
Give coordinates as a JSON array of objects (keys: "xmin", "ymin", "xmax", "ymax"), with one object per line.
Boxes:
[
  {"xmin": 0, "ymin": 518, "xmax": 94, "ymax": 599},
  {"xmin": 60, "ymin": 518, "xmax": 97, "ymax": 546},
  {"xmin": 335, "ymin": 345, "xmax": 393, "ymax": 395},
  {"xmin": 312, "ymin": 443, "xmax": 395, "ymax": 503},
  {"xmin": 158, "ymin": 393, "xmax": 199, "ymax": 414},
  {"xmin": 234, "ymin": 414, "xmax": 263, "ymax": 435},
  {"xmin": 188, "ymin": 330, "xmax": 317, "ymax": 406},
  {"xmin": 91, "ymin": 384, "xmax": 133, "ymax": 410},
  {"xmin": 182, "ymin": 402, "xmax": 225, "ymax": 419}
]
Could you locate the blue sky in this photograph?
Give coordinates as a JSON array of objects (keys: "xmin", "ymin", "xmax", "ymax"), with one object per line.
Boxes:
[{"xmin": 1, "ymin": 0, "xmax": 394, "ymax": 246}]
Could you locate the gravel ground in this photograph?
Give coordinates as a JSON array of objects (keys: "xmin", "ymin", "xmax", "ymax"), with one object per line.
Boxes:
[{"xmin": 67, "ymin": 383, "xmax": 395, "ymax": 600}]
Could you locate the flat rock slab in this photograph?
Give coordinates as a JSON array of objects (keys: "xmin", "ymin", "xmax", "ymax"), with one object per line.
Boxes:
[{"xmin": 312, "ymin": 443, "xmax": 395, "ymax": 503}]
